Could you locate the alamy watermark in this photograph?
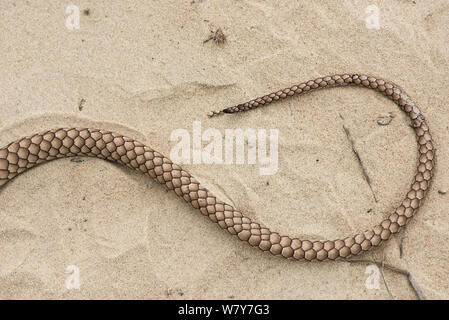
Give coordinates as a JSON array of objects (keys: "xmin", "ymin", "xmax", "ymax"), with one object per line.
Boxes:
[
  {"xmin": 364, "ymin": 5, "xmax": 380, "ymax": 30},
  {"xmin": 170, "ymin": 121, "xmax": 279, "ymax": 175},
  {"xmin": 65, "ymin": 265, "xmax": 80, "ymax": 290},
  {"xmin": 65, "ymin": 4, "xmax": 80, "ymax": 30},
  {"xmin": 365, "ymin": 264, "xmax": 381, "ymax": 290}
]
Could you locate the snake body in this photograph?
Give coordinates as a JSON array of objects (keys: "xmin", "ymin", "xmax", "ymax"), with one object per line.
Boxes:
[{"xmin": 0, "ymin": 74, "xmax": 434, "ymax": 261}]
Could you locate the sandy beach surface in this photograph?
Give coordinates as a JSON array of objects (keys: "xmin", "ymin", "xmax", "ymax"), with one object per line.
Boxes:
[{"xmin": 0, "ymin": 0, "xmax": 448, "ymax": 299}]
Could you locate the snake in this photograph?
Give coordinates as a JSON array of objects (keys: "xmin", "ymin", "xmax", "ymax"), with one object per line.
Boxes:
[{"xmin": 0, "ymin": 74, "xmax": 434, "ymax": 261}]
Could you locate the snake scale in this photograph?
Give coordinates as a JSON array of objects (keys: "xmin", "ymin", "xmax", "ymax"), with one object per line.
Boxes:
[{"xmin": 0, "ymin": 74, "xmax": 434, "ymax": 261}]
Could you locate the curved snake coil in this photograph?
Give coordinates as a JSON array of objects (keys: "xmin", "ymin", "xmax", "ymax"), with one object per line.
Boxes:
[{"xmin": 0, "ymin": 74, "xmax": 434, "ymax": 261}]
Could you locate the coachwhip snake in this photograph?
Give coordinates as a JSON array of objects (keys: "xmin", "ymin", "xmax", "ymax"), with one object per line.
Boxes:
[{"xmin": 0, "ymin": 74, "xmax": 434, "ymax": 261}]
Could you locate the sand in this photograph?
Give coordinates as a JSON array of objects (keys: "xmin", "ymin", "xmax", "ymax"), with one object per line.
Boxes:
[{"xmin": 0, "ymin": 0, "xmax": 448, "ymax": 299}]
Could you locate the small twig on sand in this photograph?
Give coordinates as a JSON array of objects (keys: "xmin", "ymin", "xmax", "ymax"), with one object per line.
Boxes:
[
  {"xmin": 376, "ymin": 112, "xmax": 395, "ymax": 126},
  {"xmin": 203, "ymin": 28, "xmax": 226, "ymax": 45},
  {"xmin": 78, "ymin": 98, "xmax": 86, "ymax": 111},
  {"xmin": 399, "ymin": 236, "xmax": 405, "ymax": 258},
  {"xmin": 345, "ymin": 259, "xmax": 426, "ymax": 300},
  {"xmin": 379, "ymin": 260, "xmax": 394, "ymax": 299},
  {"xmin": 340, "ymin": 115, "xmax": 377, "ymax": 202}
]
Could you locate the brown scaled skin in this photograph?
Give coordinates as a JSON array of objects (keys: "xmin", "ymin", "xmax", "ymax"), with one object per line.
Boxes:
[{"xmin": 0, "ymin": 74, "xmax": 434, "ymax": 261}]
